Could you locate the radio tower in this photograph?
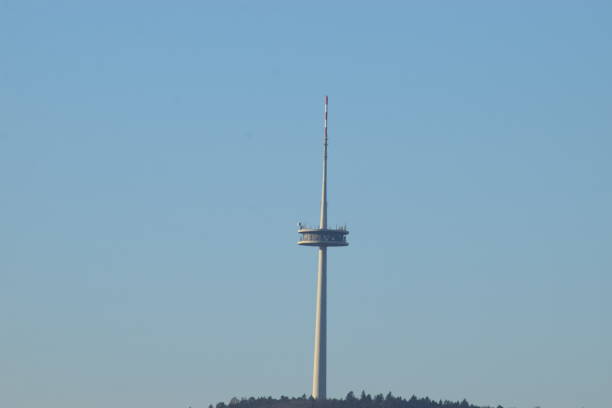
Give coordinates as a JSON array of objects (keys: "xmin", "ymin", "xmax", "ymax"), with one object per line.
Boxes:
[{"xmin": 298, "ymin": 96, "xmax": 349, "ymax": 400}]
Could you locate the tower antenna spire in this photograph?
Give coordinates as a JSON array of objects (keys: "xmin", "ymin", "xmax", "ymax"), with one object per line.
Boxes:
[{"xmin": 320, "ymin": 95, "xmax": 328, "ymax": 229}]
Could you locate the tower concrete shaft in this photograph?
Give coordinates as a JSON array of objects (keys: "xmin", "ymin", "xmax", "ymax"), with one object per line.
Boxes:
[{"xmin": 312, "ymin": 246, "xmax": 327, "ymax": 399}]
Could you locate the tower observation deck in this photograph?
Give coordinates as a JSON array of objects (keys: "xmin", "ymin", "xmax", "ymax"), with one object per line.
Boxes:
[
  {"xmin": 298, "ymin": 96, "xmax": 348, "ymax": 400},
  {"xmin": 298, "ymin": 226, "xmax": 349, "ymax": 247}
]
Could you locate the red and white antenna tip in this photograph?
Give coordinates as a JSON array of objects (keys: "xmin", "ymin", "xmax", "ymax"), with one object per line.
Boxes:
[{"xmin": 324, "ymin": 96, "xmax": 328, "ymax": 132}]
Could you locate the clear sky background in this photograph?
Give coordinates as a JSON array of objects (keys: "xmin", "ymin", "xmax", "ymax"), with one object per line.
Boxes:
[{"xmin": 1, "ymin": 1, "xmax": 610, "ymax": 408}]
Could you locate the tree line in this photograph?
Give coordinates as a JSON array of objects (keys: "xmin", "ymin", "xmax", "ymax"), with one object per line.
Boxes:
[{"xmin": 210, "ymin": 391, "xmax": 503, "ymax": 408}]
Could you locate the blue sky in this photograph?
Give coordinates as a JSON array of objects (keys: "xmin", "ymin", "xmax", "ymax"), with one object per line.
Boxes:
[{"xmin": 1, "ymin": 1, "xmax": 611, "ymax": 408}]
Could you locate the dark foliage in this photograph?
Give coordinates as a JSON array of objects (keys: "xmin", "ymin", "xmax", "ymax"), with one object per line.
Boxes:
[{"xmin": 212, "ymin": 392, "xmax": 502, "ymax": 408}]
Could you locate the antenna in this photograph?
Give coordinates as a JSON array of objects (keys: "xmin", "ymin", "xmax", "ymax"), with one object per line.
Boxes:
[
  {"xmin": 320, "ymin": 96, "xmax": 328, "ymax": 229},
  {"xmin": 324, "ymin": 95, "xmax": 328, "ymax": 149}
]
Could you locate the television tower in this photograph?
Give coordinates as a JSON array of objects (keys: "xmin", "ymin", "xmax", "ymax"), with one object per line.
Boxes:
[{"xmin": 298, "ymin": 96, "xmax": 349, "ymax": 400}]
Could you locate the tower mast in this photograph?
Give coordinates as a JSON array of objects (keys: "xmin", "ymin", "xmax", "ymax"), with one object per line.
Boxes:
[
  {"xmin": 298, "ymin": 96, "xmax": 349, "ymax": 400},
  {"xmin": 313, "ymin": 95, "xmax": 328, "ymax": 399}
]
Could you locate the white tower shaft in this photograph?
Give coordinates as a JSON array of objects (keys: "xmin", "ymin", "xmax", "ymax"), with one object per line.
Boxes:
[
  {"xmin": 312, "ymin": 95, "xmax": 329, "ymax": 400},
  {"xmin": 312, "ymin": 246, "xmax": 327, "ymax": 399}
]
